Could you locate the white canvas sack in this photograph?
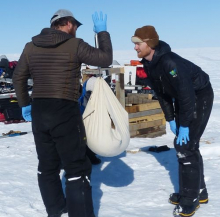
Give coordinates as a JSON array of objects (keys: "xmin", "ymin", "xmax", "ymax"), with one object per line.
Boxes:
[{"xmin": 83, "ymin": 77, "xmax": 130, "ymax": 157}]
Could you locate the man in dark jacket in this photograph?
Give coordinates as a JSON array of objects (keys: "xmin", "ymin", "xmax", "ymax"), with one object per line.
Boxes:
[
  {"xmin": 13, "ymin": 9, "xmax": 112, "ymax": 217},
  {"xmin": 131, "ymin": 26, "xmax": 213, "ymax": 217}
]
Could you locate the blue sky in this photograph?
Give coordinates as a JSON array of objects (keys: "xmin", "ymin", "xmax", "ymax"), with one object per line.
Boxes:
[{"xmin": 1, "ymin": 0, "xmax": 220, "ymax": 55}]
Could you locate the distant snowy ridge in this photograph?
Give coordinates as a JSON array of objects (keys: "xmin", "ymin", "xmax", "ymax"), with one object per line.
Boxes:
[{"xmin": 2, "ymin": 47, "xmax": 220, "ymax": 65}]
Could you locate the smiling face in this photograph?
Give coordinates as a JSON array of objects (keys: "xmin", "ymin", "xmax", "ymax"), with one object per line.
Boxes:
[{"xmin": 134, "ymin": 41, "xmax": 155, "ymax": 61}]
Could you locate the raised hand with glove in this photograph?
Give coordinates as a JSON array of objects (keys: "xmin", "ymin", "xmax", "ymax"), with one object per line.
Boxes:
[
  {"xmin": 169, "ymin": 120, "xmax": 177, "ymax": 135},
  {"xmin": 176, "ymin": 126, "xmax": 189, "ymax": 146},
  {"xmin": 22, "ymin": 105, "xmax": 32, "ymax": 121},
  {"xmin": 92, "ymin": 11, "xmax": 107, "ymax": 33}
]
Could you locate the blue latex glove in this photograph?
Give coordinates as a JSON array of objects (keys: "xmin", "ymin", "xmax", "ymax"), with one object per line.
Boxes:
[
  {"xmin": 169, "ymin": 120, "xmax": 177, "ymax": 135},
  {"xmin": 92, "ymin": 11, "xmax": 107, "ymax": 33},
  {"xmin": 22, "ymin": 105, "xmax": 32, "ymax": 121},
  {"xmin": 176, "ymin": 126, "xmax": 189, "ymax": 146}
]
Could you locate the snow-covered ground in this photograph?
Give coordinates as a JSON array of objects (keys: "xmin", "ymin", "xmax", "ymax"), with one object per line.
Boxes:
[{"xmin": 0, "ymin": 47, "xmax": 220, "ymax": 217}]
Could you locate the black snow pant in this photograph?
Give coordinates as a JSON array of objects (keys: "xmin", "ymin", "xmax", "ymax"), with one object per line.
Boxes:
[
  {"xmin": 31, "ymin": 98, "xmax": 95, "ymax": 217},
  {"xmin": 174, "ymin": 83, "xmax": 214, "ymax": 200}
]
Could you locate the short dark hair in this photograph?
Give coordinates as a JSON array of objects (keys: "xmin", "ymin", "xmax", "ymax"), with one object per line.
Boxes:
[{"xmin": 50, "ymin": 16, "xmax": 77, "ymax": 29}]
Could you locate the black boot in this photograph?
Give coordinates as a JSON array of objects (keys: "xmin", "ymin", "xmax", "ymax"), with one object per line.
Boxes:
[
  {"xmin": 173, "ymin": 197, "xmax": 200, "ymax": 217},
  {"xmin": 169, "ymin": 188, "xmax": 208, "ymax": 205}
]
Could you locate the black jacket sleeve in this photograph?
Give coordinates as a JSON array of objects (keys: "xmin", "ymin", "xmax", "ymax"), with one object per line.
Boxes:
[{"xmin": 156, "ymin": 93, "xmax": 175, "ymax": 122}]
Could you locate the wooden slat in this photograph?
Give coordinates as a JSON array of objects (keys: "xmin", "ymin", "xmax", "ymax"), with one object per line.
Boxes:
[
  {"xmin": 82, "ymin": 67, "xmax": 124, "ymax": 75},
  {"xmin": 129, "ymin": 119, "xmax": 163, "ymax": 131},
  {"xmin": 130, "ymin": 125, "xmax": 166, "ymax": 138},
  {"xmin": 129, "ymin": 109, "xmax": 163, "ymax": 121},
  {"xmin": 125, "ymin": 101, "xmax": 161, "ymax": 113},
  {"xmin": 129, "ymin": 113, "xmax": 164, "ymax": 124},
  {"xmin": 125, "ymin": 93, "xmax": 153, "ymax": 104},
  {"xmin": 133, "ymin": 129, "xmax": 166, "ymax": 138},
  {"xmin": 137, "ymin": 124, "xmax": 166, "ymax": 135}
]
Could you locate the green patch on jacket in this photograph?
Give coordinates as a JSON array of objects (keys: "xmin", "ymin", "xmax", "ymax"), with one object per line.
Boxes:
[{"xmin": 169, "ymin": 69, "xmax": 177, "ymax": 77}]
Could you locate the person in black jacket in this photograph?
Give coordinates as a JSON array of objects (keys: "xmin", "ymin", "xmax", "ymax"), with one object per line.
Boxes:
[{"xmin": 131, "ymin": 26, "xmax": 214, "ymax": 217}]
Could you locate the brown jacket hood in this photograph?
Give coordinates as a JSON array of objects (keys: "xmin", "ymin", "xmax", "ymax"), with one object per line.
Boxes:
[{"xmin": 32, "ymin": 28, "xmax": 73, "ymax": 48}]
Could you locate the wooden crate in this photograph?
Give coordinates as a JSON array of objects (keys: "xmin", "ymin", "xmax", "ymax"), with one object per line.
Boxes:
[
  {"xmin": 126, "ymin": 100, "xmax": 166, "ymax": 138},
  {"xmin": 125, "ymin": 100, "xmax": 161, "ymax": 113}
]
